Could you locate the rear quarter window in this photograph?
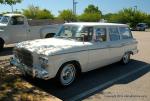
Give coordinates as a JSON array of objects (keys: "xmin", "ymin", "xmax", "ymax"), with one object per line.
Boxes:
[
  {"xmin": 109, "ymin": 27, "xmax": 120, "ymax": 41},
  {"xmin": 119, "ymin": 27, "xmax": 133, "ymax": 39}
]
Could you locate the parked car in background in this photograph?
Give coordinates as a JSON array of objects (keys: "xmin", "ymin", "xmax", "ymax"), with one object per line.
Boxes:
[
  {"xmin": 0, "ymin": 13, "xmax": 63, "ymax": 50},
  {"xmin": 136, "ymin": 23, "xmax": 148, "ymax": 31},
  {"xmin": 10, "ymin": 22, "xmax": 138, "ymax": 87},
  {"xmin": 0, "ymin": 14, "xmax": 2, "ymax": 20}
]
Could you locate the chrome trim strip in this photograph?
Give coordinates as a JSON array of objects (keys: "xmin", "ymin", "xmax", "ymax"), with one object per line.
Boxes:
[{"xmin": 51, "ymin": 42, "xmax": 137, "ymax": 56}]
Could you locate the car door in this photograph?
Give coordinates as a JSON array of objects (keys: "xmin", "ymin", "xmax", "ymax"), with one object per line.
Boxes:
[
  {"xmin": 108, "ymin": 26, "xmax": 124, "ymax": 63},
  {"xmin": 8, "ymin": 16, "xmax": 27, "ymax": 43},
  {"xmin": 87, "ymin": 27, "xmax": 110, "ymax": 71}
]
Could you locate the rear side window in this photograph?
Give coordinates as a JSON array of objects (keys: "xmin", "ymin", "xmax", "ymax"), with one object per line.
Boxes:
[
  {"xmin": 119, "ymin": 27, "xmax": 133, "ymax": 39},
  {"xmin": 95, "ymin": 28, "xmax": 107, "ymax": 42},
  {"xmin": 109, "ymin": 27, "xmax": 120, "ymax": 41}
]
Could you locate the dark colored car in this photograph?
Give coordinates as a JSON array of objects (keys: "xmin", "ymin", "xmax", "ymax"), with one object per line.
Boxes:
[{"xmin": 136, "ymin": 23, "xmax": 148, "ymax": 31}]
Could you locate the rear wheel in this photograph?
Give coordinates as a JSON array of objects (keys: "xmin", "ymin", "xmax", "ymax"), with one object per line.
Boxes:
[
  {"xmin": 121, "ymin": 52, "xmax": 131, "ymax": 64},
  {"xmin": 45, "ymin": 33, "xmax": 55, "ymax": 38},
  {"xmin": 0, "ymin": 39, "xmax": 4, "ymax": 51},
  {"xmin": 56, "ymin": 63, "xmax": 77, "ymax": 87}
]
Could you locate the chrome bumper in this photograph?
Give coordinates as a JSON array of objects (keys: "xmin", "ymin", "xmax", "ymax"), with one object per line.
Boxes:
[
  {"xmin": 10, "ymin": 57, "xmax": 50, "ymax": 80},
  {"xmin": 132, "ymin": 49, "xmax": 139, "ymax": 55}
]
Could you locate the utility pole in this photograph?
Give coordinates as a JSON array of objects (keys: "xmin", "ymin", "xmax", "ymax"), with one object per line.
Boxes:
[
  {"xmin": 74, "ymin": 1, "xmax": 78, "ymax": 15},
  {"xmin": 134, "ymin": 5, "xmax": 137, "ymax": 11},
  {"xmin": 73, "ymin": 0, "xmax": 78, "ymax": 15},
  {"xmin": 11, "ymin": 5, "xmax": 14, "ymax": 13}
]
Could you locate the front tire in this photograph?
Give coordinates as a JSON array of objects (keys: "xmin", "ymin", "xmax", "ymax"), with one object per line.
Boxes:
[
  {"xmin": 121, "ymin": 52, "xmax": 131, "ymax": 64},
  {"xmin": 56, "ymin": 63, "xmax": 76, "ymax": 87}
]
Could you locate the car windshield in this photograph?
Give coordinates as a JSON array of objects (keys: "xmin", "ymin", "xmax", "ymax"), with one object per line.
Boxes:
[
  {"xmin": 0, "ymin": 16, "xmax": 10, "ymax": 24},
  {"xmin": 56, "ymin": 25, "xmax": 81, "ymax": 39}
]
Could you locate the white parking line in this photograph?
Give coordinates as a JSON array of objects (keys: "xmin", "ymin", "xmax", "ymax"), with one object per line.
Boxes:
[{"xmin": 67, "ymin": 64, "xmax": 150, "ymax": 101}]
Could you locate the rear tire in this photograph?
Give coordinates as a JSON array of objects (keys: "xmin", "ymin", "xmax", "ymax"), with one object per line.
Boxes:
[
  {"xmin": 0, "ymin": 39, "xmax": 4, "ymax": 51},
  {"xmin": 121, "ymin": 52, "xmax": 130, "ymax": 64},
  {"xmin": 45, "ymin": 33, "xmax": 55, "ymax": 38}
]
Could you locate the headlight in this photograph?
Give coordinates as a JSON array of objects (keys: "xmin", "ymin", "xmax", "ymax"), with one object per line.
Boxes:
[{"xmin": 39, "ymin": 57, "xmax": 48, "ymax": 68}]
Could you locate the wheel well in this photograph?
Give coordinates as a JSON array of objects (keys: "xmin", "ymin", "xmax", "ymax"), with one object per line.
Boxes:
[
  {"xmin": 58, "ymin": 60, "xmax": 82, "ymax": 76},
  {"xmin": 129, "ymin": 51, "xmax": 133, "ymax": 55},
  {"xmin": 45, "ymin": 33, "xmax": 55, "ymax": 38},
  {"xmin": 0, "ymin": 38, "xmax": 4, "ymax": 44},
  {"xmin": 125, "ymin": 51, "xmax": 133, "ymax": 55}
]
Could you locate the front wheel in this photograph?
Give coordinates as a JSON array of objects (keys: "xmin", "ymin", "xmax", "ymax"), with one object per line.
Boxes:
[
  {"xmin": 56, "ymin": 63, "xmax": 76, "ymax": 87},
  {"xmin": 121, "ymin": 53, "xmax": 131, "ymax": 64}
]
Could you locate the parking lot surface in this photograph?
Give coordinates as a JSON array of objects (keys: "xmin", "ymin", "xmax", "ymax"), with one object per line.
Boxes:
[{"xmin": 0, "ymin": 31, "xmax": 150, "ymax": 101}]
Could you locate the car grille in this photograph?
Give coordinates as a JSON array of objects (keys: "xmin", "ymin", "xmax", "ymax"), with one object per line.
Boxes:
[{"xmin": 14, "ymin": 48, "xmax": 33, "ymax": 67}]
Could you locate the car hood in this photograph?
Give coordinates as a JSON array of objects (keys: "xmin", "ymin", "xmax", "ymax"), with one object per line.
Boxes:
[{"xmin": 16, "ymin": 38, "xmax": 90, "ymax": 56}]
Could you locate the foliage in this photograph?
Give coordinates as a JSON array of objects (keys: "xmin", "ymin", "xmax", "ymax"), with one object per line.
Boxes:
[
  {"xmin": 0, "ymin": 0, "xmax": 22, "ymax": 5},
  {"xmin": 58, "ymin": 9, "xmax": 77, "ymax": 22},
  {"xmin": 0, "ymin": 0, "xmax": 23, "ymax": 12},
  {"xmin": 36, "ymin": 9, "xmax": 54, "ymax": 19},
  {"xmin": 78, "ymin": 4, "xmax": 101, "ymax": 22},
  {"xmin": 23, "ymin": 5, "xmax": 54, "ymax": 19},
  {"xmin": 103, "ymin": 8, "xmax": 149, "ymax": 28},
  {"xmin": 84, "ymin": 4, "xmax": 102, "ymax": 15},
  {"xmin": 78, "ymin": 13, "xmax": 101, "ymax": 22}
]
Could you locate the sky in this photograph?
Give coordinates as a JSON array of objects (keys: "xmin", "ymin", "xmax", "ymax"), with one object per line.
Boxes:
[{"xmin": 0, "ymin": 0, "xmax": 150, "ymax": 16}]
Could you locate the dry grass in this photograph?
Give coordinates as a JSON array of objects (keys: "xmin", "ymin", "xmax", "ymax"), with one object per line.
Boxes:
[{"xmin": 0, "ymin": 59, "xmax": 58, "ymax": 101}]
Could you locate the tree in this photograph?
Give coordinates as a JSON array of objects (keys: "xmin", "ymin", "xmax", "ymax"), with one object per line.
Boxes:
[
  {"xmin": 58, "ymin": 9, "xmax": 77, "ymax": 22},
  {"xmin": 103, "ymin": 8, "xmax": 149, "ymax": 28},
  {"xmin": 23, "ymin": 5, "xmax": 54, "ymax": 19},
  {"xmin": 23, "ymin": 5, "xmax": 40, "ymax": 19},
  {"xmin": 0, "ymin": 0, "xmax": 23, "ymax": 12},
  {"xmin": 78, "ymin": 13, "xmax": 101, "ymax": 22},
  {"xmin": 84, "ymin": 4, "xmax": 102, "ymax": 15},
  {"xmin": 78, "ymin": 4, "xmax": 102, "ymax": 22},
  {"xmin": 36, "ymin": 9, "xmax": 54, "ymax": 19}
]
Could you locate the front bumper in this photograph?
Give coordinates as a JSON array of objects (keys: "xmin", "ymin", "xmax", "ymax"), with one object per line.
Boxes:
[
  {"xmin": 132, "ymin": 49, "xmax": 139, "ymax": 55},
  {"xmin": 10, "ymin": 57, "xmax": 50, "ymax": 80}
]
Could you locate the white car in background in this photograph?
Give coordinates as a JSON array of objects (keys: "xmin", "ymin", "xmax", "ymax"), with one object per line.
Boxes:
[
  {"xmin": 10, "ymin": 22, "xmax": 138, "ymax": 87},
  {"xmin": 0, "ymin": 13, "xmax": 62, "ymax": 50}
]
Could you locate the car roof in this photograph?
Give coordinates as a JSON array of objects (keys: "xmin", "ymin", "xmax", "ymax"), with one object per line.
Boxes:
[
  {"xmin": 3, "ymin": 13, "xmax": 24, "ymax": 17},
  {"xmin": 138, "ymin": 23, "xmax": 147, "ymax": 25},
  {"xmin": 65, "ymin": 22, "xmax": 128, "ymax": 27}
]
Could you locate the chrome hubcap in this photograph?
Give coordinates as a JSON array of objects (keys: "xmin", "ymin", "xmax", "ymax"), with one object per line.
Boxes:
[
  {"xmin": 60, "ymin": 64, "xmax": 76, "ymax": 85},
  {"xmin": 123, "ymin": 53, "xmax": 129, "ymax": 64}
]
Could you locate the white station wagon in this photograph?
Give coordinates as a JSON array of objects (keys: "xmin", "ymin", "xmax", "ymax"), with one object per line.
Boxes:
[{"xmin": 10, "ymin": 22, "xmax": 138, "ymax": 86}]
